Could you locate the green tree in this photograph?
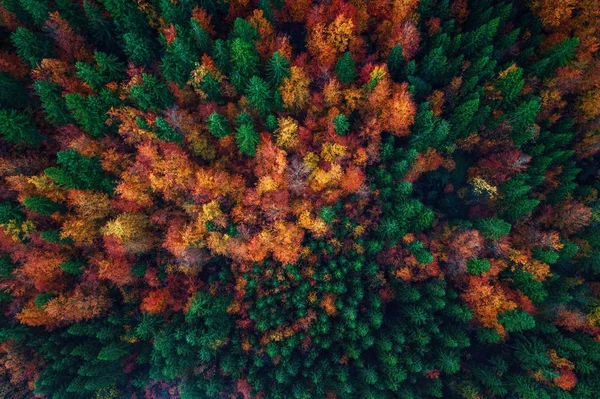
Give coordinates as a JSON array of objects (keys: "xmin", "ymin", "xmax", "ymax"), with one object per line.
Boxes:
[
  {"xmin": 23, "ymin": 196, "xmax": 66, "ymax": 216},
  {"xmin": 65, "ymin": 90, "xmax": 120, "ymax": 138},
  {"xmin": 11, "ymin": 27, "xmax": 53, "ymax": 68},
  {"xmin": 246, "ymin": 76, "xmax": 271, "ymax": 115},
  {"xmin": 266, "ymin": 51, "xmax": 290, "ymax": 85},
  {"xmin": 122, "ymin": 32, "xmax": 155, "ymax": 65},
  {"xmin": 154, "ymin": 117, "xmax": 183, "ymax": 144},
  {"xmin": 474, "ymin": 217, "xmax": 511, "ymax": 239},
  {"xmin": 34, "ymin": 80, "xmax": 74, "ymax": 126},
  {"xmin": 335, "ymin": 51, "xmax": 356, "ymax": 84},
  {"xmin": 388, "ymin": 44, "xmax": 405, "ymax": 82},
  {"xmin": 0, "ymin": 109, "xmax": 43, "ymax": 146},
  {"xmin": 162, "ymin": 29, "xmax": 198, "ymax": 86},
  {"xmin": 333, "ymin": 114, "xmax": 350, "ymax": 136},
  {"xmin": 18, "ymin": 0, "xmax": 49, "ymax": 26},
  {"xmin": 75, "ymin": 51, "xmax": 125, "ymax": 90},
  {"xmin": 129, "ymin": 74, "xmax": 174, "ymax": 111},
  {"xmin": 466, "ymin": 259, "xmax": 491, "ymax": 275},
  {"xmin": 235, "ymin": 123, "xmax": 260, "ymax": 156},
  {"xmin": 44, "ymin": 149, "xmax": 114, "ymax": 192},
  {"xmin": 207, "ymin": 112, "xmax": 231, "ymax": 138}
]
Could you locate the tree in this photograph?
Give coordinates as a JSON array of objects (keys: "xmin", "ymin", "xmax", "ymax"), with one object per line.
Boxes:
[
  {"xmin": 235, "ymin": 123, "xmax": 260, "ymax": 156},
  {"xmin": 207, "ymin": 112, "xmax": 231, "ymax": 138},
  {"xmin": 0, "ymin": 109, "xmax": 43, "ymax": 146},
  {"xmin": 473, "ymin": 218, "xmax": 512, "ymax": 239},
  {"xmin": 122, "ymin": 31, "xmax": 155, "ymax": 65},
  {"xmin": 388, "ymin": 44, "xmax": 405, "ymax": 82},
  {"xmin": 335, "ymin": 51, "xmax": 356, "ymax": 84},
  {"xmin": 11, "ymin": 27, "xmax": 53, "ymax": 67},
  {"xmin": 65, "ymin": 90, "xmax": 120, "ymax": 137},
  {"xmin": 162, "ymin": 31, "xmax": 198, "ymax": 86},
  {"xmin": 246, "ymin": 76, "xmax": 271, "ymax": 115},
  {"xmin": 333, "ymin": 114, "xmax": 350, "ymax": 135},
  {"xmin": 129, "ymin": 73, "xmax": 174, "ymax": 111},
  {"xmin": 23, "ymin": 196, "xmax": 65, "ymax": 215},
  {"xmin": 466, "ymin": 259, "xmax": 491, "ymax": 275},
  {"xmin": 33, "ymin": 80, "xmax": 74, "ymax": 126},
  {"xmin": 266, "ymin": 51, "xmax": 290, "ymax": 85},
  {"xmin": 44, "ymin": 149, "xmax": 114, "ymax": 192}
]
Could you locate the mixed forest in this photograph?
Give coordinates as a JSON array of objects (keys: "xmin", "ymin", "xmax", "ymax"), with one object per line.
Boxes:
[{"xmin": 0, "ymin": 0, "xmax": 600, "ymax": 398}]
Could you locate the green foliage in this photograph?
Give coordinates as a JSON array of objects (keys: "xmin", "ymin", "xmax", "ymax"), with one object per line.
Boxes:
[
  {"xmin": 266, "ymin": 51, "xmax": 290, "ymax": 85},
  {"xmin": 44, "ymin": 149, "xmax": 114, "ymax": 192},
  {"xmin": 65, "ymin": 90, "xmax": 120, "ymax": 138},
  {"xmin": 11, "ymin": 27, "xmax": 53, "ymax": 67},
  {"xmin": 246, "ymin": 76, "xmax": 272, "ymax": 115},
  {"xmin": 235, "ymin": 123, "xmax": 260, "ymax": 156},
  {"xmin": 0, "ymin": 109, "xmax": 43, "ymax": 146},
  {"xmin": 388, "ymin": 44, "xmax": 405, "ymax": 82},
  {"xmin": 207, "ymin": 112, "xmax": 231, "ymax": 138},
  {"xmin": 59, "ymin": 260, "xmax": 86, "ymax": 275},
  {"xmin": 335, "ymin": 51, "xmax": 356, "ymax": 84},
  {"xmin": 23, "ymin": 196, "xmax": 65, "ymax": 216},
  {"xmin": 474, "ymin": 217, "xmax": 512, "ymax": 239},
  {"xmin": 467, "ymin": 258, "xmax": 491, "ymax": 275},
  {"xmin": 154, "ymin": 117, "xmax": 184, "ymax": 144},
  {"xmin": 162, "ymin": 31, "xmax": 198, "ymax": 86},
  {"xmin": 34, "ymin": 80, "xmax": 74, "ymax": 126},
  {"xmin": 130, "ymin": 74, "xmax": 174, "ymax": 111},
  {"xmin": 499, "ymin": 310, "xmax": 536, "ymax": 333},
  {"xmin": 333, "ymin": 114, "xmax": 350, "ymax": 135}
]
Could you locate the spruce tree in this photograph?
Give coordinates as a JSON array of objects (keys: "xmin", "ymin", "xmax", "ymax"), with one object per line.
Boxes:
[
  {"xmin": 0, "ymin": 109, "xmax": 43, "ymax": 146},
  {"xmin": 335, "ymin": 51, "xmax": 356, "ymax": 84}
]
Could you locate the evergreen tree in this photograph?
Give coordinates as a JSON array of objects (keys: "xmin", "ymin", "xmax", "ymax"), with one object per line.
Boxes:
[
  {"xmin": 266, "ymin": 51, "xmax": 290, "ymax": 85},
  {"xmin": 246, "ymin": 76, "xmax": 271, "ymax": 115},
  {"xmin": 0, "ymin": 109, "xmax": 43, "ymax": 146},
  {"xmin": 44, "ymin": 149, "xmax": 114, "ymax": 192},
  {"xmin": 388, "ymin": 44, "xmax": 405, "ymax": 82},
  {"xmin": 207, "ymin": 112, "xmax": 231, "ymax": 138},
  {"xmin": 335, "ymin": 51, "xmax": 356, "ymax": 84},
  {"xmin": 23, "ymin": 196, "xmax": 65, "ymax": 215},
  {"xmin": 235, "ymin": 123, "xmax": 260, "ymax": 156},
  {"xmin": 10, "ymin": 27, "xmax": 53, "ymax": 67},
  {"xmin": 129, "ymin": 74, "xmax": 174, "ymax": 111}
]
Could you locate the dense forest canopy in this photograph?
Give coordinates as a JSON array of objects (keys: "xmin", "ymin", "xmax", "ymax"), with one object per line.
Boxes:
[{"xmin": 0, "ymin": 0, "xmax": 600, "ymax": 398}]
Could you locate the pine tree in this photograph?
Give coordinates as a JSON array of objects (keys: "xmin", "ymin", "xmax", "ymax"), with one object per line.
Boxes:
[
  {"xmin": 335, "ymin": 51, "xmax": 356, "ymax": 84},
  {"xmin": 266, "ymin": 51, "xmax": 290, "ymax": 85},
  {"xmin": 207, "ymin": 112, "xmax": 230, "ymax": 138},
  {"xmin": 23, "ymin": 196, "xmax": 65, "ymax": 215},
  {"xmin": 466, "ymin": 259, "xmax": 491, "ymax": 275},
  {"xmin": 122, "ymin": 32, "xmax": 155, "ymax": 65},
  {"xmin": 34, "ymin": 80, "xmax": 74, "ymax": 126},
  {"xmin": 11, "ymin": 27, "xmax": 53, "ymax": 67},
  {"xmin": 333, "ymin": 114, "xmax": 350, "ymax": 136},
  {"xmin": 246, "ymin": 76, "xmax": 271, "ymax": 115},
  {"xmin": 129, "ymin": 73, "xmax": 174, "ymax": 111},
  {"xmin": 473, "ymin": 217, "xmax": 511, "ymax": 239},
  {"xmin": 154, "ymin": 117, "xmax": 183, "ymax": 144},
  {"xmin": 44, "ymin": 149, "xmax": 114, "ymax": 192},
  {"xmin": 0, "ymin": 109, "xmax": 43, "ymax": 146},
  {"xmin": 65, "ymin": 90, "xmax": 120, "ymax": 138},
  {"xmin": 388, "ymin": 44, "xmax": 405, "ymax": 82},
  {"xmin": 235, "ymin": 123, "xmax": 260, "ymax": 156},
  {"xmin": 162, "ymin": 30, "xmax": 198, "ymax": 86},
  {"xmin": 18, "ymin": 0, "xmax": 50, "ymax": 26}
]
